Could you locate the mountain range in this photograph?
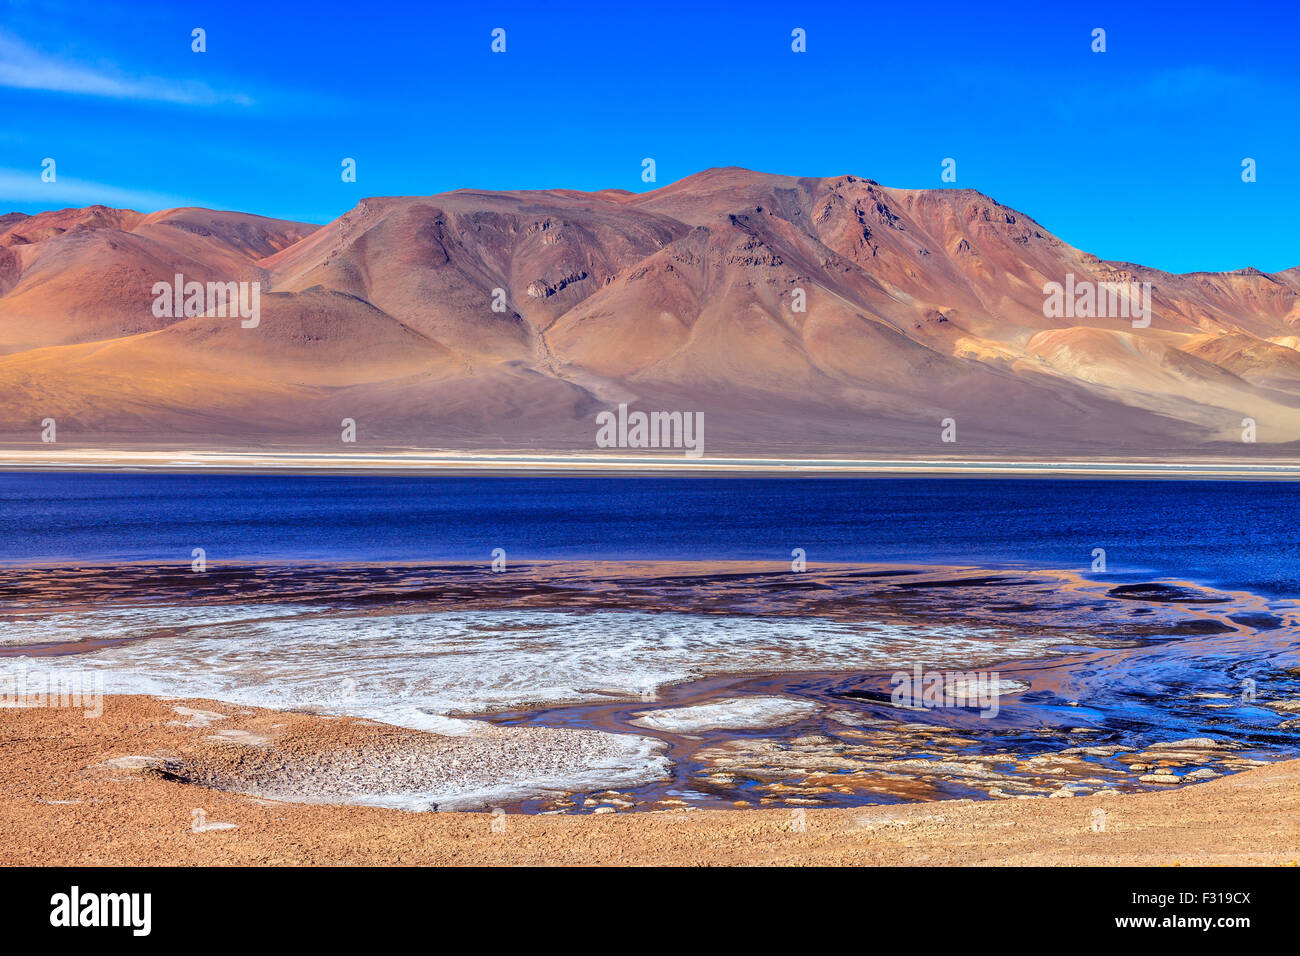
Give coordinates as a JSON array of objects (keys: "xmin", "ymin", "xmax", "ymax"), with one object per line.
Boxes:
[{"xmin": 3, "ymin": 167, "xmax": 1299, "ymax": 457}]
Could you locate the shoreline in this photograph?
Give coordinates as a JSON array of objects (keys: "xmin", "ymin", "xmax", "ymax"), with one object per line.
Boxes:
[
  {"xmin": 4, "ymin": 561, "xmax": 1294, "ymax": 811},
  {"xmin": 4, "ymin": 560, "xmax": 1296, "ymax": 860},
  {"xmin": 1, "ymin": 694, "xmax": 1297, "ymax": 866},
  {"xmin": 1, "ymin": 449, "xmax": 1300, "ymax": 478}
]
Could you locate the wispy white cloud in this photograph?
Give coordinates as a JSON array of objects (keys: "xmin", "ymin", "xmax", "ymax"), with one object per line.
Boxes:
[
  {"xmin": 0, "ymin": 168, "xmax": 196, "ymax": 211},
  {"xmin": 1142, "ymin": 66, "xmax": 1274, "ymax": 100},
  {"xmin": 0, "ymin": 30, "xmax": 251, "ymax": 106}
]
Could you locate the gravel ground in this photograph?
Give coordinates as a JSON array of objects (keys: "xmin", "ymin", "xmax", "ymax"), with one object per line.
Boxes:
[{"xmin": 1, "ymin": 695, "xmax": 1297, "ymax": 866}]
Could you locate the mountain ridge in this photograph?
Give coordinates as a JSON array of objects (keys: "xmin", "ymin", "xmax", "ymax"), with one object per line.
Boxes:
[{"xmin": 2, "ymin": 167, "xmax": 1298, "ymax": 456}]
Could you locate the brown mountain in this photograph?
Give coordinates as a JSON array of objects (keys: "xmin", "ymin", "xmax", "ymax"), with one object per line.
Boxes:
[{"xmin": 2, "ymin": 168, "xmax": 1298, "ymax": 457}]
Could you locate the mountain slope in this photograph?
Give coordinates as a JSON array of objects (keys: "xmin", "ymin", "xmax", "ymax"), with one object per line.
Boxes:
[{"xmin": 1, "ymin": 170, "xmax": 1297, "ymax": 456}]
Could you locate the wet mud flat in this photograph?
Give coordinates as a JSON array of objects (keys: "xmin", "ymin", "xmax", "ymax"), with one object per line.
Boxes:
[
  {"xmin": 2, "ymin": 560, "xmax": 1298, "ymax": 814},
  {"xmin": 492, "ymin": 653, "xmax": 1299, "ymax": 813}
]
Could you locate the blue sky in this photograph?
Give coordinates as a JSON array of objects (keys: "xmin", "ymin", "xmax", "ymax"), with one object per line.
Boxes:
[{"xmin": 0, "ymin": 0, "xmax": 1295, "ymax": 273}]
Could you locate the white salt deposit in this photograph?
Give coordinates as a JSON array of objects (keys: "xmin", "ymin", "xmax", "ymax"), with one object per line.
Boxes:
[
  {"xmin": 630, "ymin": 696, "xmax": 819, "ymax": 733},
  {"xmin": 0, "ymin": 606, "xmax": 1065, "ymax": 804}
]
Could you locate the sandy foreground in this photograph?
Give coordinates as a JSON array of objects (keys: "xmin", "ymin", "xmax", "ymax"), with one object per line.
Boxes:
[{"xmin": 2, "ymin": 695, "xmax": 1297, "ymax": 866}]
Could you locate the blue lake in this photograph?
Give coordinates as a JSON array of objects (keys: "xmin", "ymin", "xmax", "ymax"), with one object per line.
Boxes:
[
  {"xmin": 0, "ymin": 473, "xmax": 1296, "ymax": 597},
  {"xmin": 2, "ymin": 472, "xmax": 1298, "ymax": 810}
]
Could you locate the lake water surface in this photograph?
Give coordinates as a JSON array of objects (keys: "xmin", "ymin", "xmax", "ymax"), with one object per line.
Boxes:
[{"xmin": 1, "ymin": 474, "xmax": 1297, "ymax": 812}]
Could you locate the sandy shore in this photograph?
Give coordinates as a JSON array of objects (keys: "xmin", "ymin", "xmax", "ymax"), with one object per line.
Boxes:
[
  {"xmin": 1, "ymin": 447, "xmax": 1299, "ymax": 477},
  {"xmin": 2, "ymin": 695, "xmax": 1296, "ymax": 866}
]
